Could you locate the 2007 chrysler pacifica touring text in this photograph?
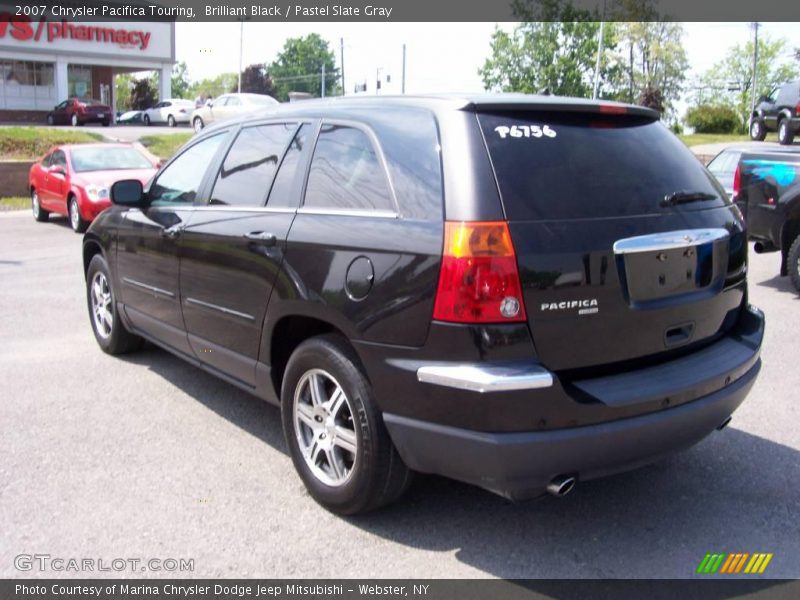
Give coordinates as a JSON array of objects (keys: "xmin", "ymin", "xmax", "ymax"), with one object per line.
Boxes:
[{"xmin": 82, "ymin": 94, "xmax": 764, "ymax": 514}]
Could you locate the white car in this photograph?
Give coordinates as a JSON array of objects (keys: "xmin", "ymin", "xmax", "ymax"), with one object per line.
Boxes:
[
  {"xmin": 191, "ymin": 93, "xmax": 279, "ymax": 132},
  {"xmin": 142, "ymin": 99, "xmax": 195, "ymax": 127}
]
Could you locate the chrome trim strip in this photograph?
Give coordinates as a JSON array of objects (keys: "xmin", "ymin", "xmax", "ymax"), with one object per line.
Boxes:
[
  {"xmin": 613, "ymin": 228, "xmax": 729, "ymax": 255},
  {"xmin": 121, "ymin": 277, "xmax": 175, "ymax": 298},
  {"xmin": 417, "ymin": 363, "xmax": 554, "ymax": 393},
  {"xmin": 192, "ymin": 206, "xmax": 296, "ymax": 214},
  {"xmin": 185, "ymin": 297, "xmax": 255, "ymax": 321},
  {"xmin": 296, "ymin": 207, "xmax": 399, "ymax": 219}
]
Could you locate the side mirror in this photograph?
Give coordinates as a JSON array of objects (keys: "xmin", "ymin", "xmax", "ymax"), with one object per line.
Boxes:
[{"xmin": 111, "ymin": 179, "xmax": 145, "ymax": 207}]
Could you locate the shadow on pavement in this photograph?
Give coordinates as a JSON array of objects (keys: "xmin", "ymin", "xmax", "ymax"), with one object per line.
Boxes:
[
  {"xmin": 757, "ymin": 273, "xmax": 799, "ymax": 297},
  {"xmin": 121, "ymin": 345, "xmax": 800, "ymax": 579}
]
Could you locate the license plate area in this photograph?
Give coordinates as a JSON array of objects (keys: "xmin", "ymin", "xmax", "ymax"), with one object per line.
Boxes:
[{"xmin": 613, "ymin": 228, "xmax": 729, "ymax": 308}]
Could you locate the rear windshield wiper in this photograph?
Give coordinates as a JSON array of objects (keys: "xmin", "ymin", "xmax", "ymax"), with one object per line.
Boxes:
[{"xmin": 661, "ymin": 191, "xmax": 718, "ymax": 207}]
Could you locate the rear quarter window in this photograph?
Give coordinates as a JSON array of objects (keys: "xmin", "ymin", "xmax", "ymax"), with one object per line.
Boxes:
[{"xmin": 478, "ymin": 111, "xmax": 726, "ymax": 221}]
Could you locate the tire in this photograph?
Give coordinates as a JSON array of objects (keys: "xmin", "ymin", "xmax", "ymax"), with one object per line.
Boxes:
[
  {"xmin": 86, "ymin": 254, "xmax": 144, "ymax": 355},
  {"xmin": 46, "ymin": 114, "xmax": 54, "ymax": 126},
  {"xmin": 71, "ymin": 113, "xmax": 79, "ymax": 127},
  {"xmin": 68, "ymin": 196, "xmax": 89, "ymax": 233},
  {"xmin": 101, "ymin": 119, "xmax": 110, "ymax": 127},
  {"xmin": 788, "ymin": 235, "xmax": 800, "ymax": 293},
  {"xmin": 778, "ymin": 119, "xmax": 795, "ymax": 146},
  {"xmin": 281, "ymin": 334, "xmax": 412, "ymax": 515},
  {"xmin": 143, "ymin": 114, "xmax": 151, "ymax": 126},
  {"xmin": 31, "ymin": 189, "xmax": 49, "ymax": 222},
  {"xmin": 749, "ymin": 118, "xmax": 767, "ymax": 141},
  {"xmin": 193, "ymin": 117, "xmax": 204, "ymax": 133},
  {"xmin": 167, "ymin": 114, "xmax": 176, "ymax": 128}
]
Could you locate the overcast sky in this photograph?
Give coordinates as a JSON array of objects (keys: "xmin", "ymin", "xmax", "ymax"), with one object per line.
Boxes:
[{"xmin": 175, "ymin": 22, "xmax": 800, "ymax": 100}]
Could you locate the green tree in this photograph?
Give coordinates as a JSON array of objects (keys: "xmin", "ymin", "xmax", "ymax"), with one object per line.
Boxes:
[
  {"xmin": 480, "ymin": 0, "xmax": 620, "ymax": 98},
  {"xmin": 114, "ymin": 72, "xmax": 135, "ymax": 111},
  {"xmin": 130, "ymin": 77, "xmax": 157, "ymax": 110},
  {"xmin": 694, "ymin": 35, "xmax": 798, "ymax": 129},
  {"xmin": 171, "ymin": 61, "xmax": 191, "ymax": 99},
  {"xmin": 268, "ymin": 34, "xmax": 340, "ymax": 101},
  {"xmin": 232, "ymin": 63, "xmax": 277, "ymax": 97},
  {"xmin": 188, "ymin": 72, "xmax": 238, "ymax": 100},
  {"xmin": 612, "ymin": 21, "xmax": 688, "ymax": 116}
]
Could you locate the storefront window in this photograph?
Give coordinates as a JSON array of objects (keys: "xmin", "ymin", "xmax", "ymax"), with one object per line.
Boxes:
[
  {"xmin": 0, "ymin": 60, "xmax": 56, "ymax": 110},
  {"xmin": 68, "ymin": 65, "xmax": 93, "ymax": 99}
]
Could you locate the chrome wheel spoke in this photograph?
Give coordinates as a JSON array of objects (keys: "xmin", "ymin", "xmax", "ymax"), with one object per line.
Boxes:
[
  {"xmin": 333, "ymin": 426, "xmax": 357, "ymax": 455},
  {"xmin": 326, "ymin": 386, "xmax": 346, "ymax": 418},
  {"xmin": 326, "ymin": 449, "xmax": 345, "ymax": 480},
  {"xmin": 308, "ymin": 373, "xmax": 326, "ymax": 406},
  {"xmin": 296, "ymin": 402, "xmax": 315, "ymax": 429}
]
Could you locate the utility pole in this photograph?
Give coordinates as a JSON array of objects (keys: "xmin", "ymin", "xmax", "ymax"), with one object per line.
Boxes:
[
  {"xmin": 592, "ymin": 0, "xmax": 606, "ymax": 99},
  {"xmin": 751, "ymin": 22, "xmax": 760, "ymax": 114},
  {"xmin": 402, "ymin": 44, "xmax": 406, "ymax": 94},
  {"xmin": 340, "ymin": 38, "xmax": 345, "ymax": 96},
  {"xmin": 321, "ymin": 64, "xmax": 326, "ymax": 98},
  {"xmin": 237, "ymin": 18, "xmax": 244, "ymax": 93}
]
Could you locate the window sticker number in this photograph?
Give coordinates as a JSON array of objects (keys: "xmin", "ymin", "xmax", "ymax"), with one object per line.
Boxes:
[{"xmin": 494, "ymin": 125, "xmax": 557, "ymax": 139}]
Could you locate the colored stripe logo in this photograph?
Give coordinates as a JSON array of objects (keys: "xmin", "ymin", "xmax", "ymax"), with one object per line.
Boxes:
[{"xmin": 697, "ymin": 553, "xmax": 773, "ymax": 574}]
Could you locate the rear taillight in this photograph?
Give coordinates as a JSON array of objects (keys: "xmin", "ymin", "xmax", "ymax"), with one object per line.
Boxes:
[
  {"xmin": 433, "ymin": 221, "xmax": 527, "ymax": 324},
  {"xmin": 733, "ymin": 163, "xmax": 741, "ymax": 197},
  {"xmin": 795, "ymin": 101, "xmax": 800, "ymax": 116}
]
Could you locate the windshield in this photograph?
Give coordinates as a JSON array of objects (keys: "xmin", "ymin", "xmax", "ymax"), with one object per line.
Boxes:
[
  {"xmin": 247, "ymin": 95, "xmax": 276, "ymax": 105},
  {"xmin": 478, "ymin": 111, "xmax": 727, "ymax": 221},
  {"xmin": 70, "ymin": 147, "xmax": 154, "ymax": 172}
]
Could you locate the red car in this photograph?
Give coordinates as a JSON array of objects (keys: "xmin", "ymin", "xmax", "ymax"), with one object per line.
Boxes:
[
  {"xmin": 47, "ymin": 98, "xmax": 112, "ymax": 127},
  {"xmin": 29, "ymin": 143, "xmax": 158, "ymax": 233}
]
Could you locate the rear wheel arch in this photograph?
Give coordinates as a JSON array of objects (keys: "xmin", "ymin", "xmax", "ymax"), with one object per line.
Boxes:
[{"xmin": 268, "ymin": 315, "xmax": 359, "ymax": 401}]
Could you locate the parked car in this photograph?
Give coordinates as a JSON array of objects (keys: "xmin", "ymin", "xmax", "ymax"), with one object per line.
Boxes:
[
  {"xmin": 116, "ymin": 110, "xmax": 143, "ymax": 125},
  {"xmin": 142, "ymin": 99, "xmax": 195, "ymax": 127},
  {"xmin": 30, "ymin": 143, "xmax": 158, "ymax": 233},
  {"xmin": 732, "ymin": 147, "xmax": 800, "ymax": 290},
  {"xmin": 749, "ymin": 80, "xmax": 800, "ymax": 145},
  {"xmin": 83, "ymin": 95, "xmax": 764, "ymax": 514},
  {"xmin": 191, "ymin": 93, "xmax": 278, "ymax": 132},
  {"xmin": 47, "ymin": 98, "xmax": 112, "ymax": 127}
]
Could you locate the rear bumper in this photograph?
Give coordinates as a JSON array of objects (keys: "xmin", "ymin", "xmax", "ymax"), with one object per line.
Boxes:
[
  {"xmin": 385, "ymin": 358, "xmax": 759, "ymax": 500},
  {"xmin": 383, "ymin": 305, "xmax": 764, "ymax": 499}
]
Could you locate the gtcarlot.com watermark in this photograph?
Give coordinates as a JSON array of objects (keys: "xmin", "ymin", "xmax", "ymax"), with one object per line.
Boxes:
[{"xmin": 14, "ymin": 554, "xmax": 194, "ymax": 573}]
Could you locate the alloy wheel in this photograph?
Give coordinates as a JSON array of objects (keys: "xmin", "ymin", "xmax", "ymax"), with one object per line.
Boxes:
[
  {"xmin": 69, "ymin": 200, "xmax": 79, "ymax": 231},
  {"xmin": 90, "ymin": 271, "xmax": 113, "ymax": 339},
  {"xmin": 293, "ymin": 369, "xmax": 358, "ymax": 487},
  {"xmin": 32, "ymin": 192, "xmax": 40, "ymax": 219}
]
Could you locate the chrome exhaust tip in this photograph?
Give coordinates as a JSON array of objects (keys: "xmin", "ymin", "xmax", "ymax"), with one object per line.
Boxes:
[
  {"xmin": 546, "ymin": 475, "xmax": 576, "ymax": 497},
  {"xmin": 717, "ymin": 416, "xmax": 732, "ymax": 431}
]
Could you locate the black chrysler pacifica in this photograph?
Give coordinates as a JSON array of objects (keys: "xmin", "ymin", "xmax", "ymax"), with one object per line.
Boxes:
[{"xmin": 83, "ymin": 94, "xmax": 764, "ymax": 514}]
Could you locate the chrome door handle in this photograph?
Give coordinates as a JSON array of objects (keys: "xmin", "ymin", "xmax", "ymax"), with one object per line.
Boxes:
[
  {"xmin": 243, "ymin": 231, "xmax": 277, "ymax": 246},
  {"xmin": 160, "ymin": 225, "xmax": 183, "ymax": 239}
]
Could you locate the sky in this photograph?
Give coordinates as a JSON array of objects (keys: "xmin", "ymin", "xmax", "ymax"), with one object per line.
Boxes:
[{"xmin": 174, "ymin": 22, "xmax": 800, "ymax": 102}]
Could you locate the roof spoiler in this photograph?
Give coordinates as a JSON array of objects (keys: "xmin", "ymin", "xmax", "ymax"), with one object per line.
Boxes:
[{"xmin": 464, "ymin": 99, "xmax": 659, "ymax": 120}]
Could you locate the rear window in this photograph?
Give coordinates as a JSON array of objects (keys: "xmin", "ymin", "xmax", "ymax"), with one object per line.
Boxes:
[{"xmin": 478, "ymin": 112, "xmax": 726, "ymax": 221}]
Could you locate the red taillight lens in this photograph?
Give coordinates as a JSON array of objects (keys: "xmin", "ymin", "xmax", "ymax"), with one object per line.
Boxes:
[
  {"xmin": 733, "ymin": 163, "xmax": 741, "ymax": 197},
  {"xmin": 432, "ymin": 221, "xmax": 527, "ymax": 324}
]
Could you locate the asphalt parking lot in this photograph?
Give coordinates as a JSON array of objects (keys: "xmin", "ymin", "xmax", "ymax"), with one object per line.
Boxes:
[{"xmin": 0, "ymin": 209, "xmax": 798, "ymax": 579}]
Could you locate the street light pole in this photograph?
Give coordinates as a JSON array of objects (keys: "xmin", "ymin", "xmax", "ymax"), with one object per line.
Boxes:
[
  {"xmin": 237, "ymin": 18, "xmax": 244, "ymax": 93},
  {"xmin": 592, "ymin": 0, "xmax": 606, "ymax": 100},
  {"xmin": 750, "ymin": 22, "xmax": 760, "ymax": 114}
]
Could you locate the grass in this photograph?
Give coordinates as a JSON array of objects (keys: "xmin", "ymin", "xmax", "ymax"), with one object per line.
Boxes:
[
  {"xmin": 0, "ymin": 127, "xmax": 104, "ymax": 160},
  {"xmin": 139, "ymin": 133, "xmax": 193, "ymax": 160},
  {"xmin": 678, "ymin": 133, "xmax": 755, "ymax": 147},
  {"xmin": 0, "ymin": 196, "xmax": 29, "ymax": 211}
]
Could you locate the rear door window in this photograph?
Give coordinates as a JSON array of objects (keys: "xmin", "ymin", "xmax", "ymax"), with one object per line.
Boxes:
[
  {"xmin": 267, "ymin": 124, "xmax": 310, "ymax": 208},
  {"xmin": 478, "ymin": 112, "xmax": 726, "ymax": 221},
  {"xmin": 304, "ymin": 124, "xmax": 394, "ymax": 212},
  {"xmin": 210, "ymin": 123, "xmax": 296, "ymax": 207}
]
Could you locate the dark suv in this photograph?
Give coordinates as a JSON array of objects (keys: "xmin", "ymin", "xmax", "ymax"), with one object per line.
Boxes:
[
  {"xmin": 83, "ymin": 95, "xmax": 764, "ymax": 515},
  {"xmin": 750, "ymin": 80, "xmax": 800, "ymax": 145}
]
